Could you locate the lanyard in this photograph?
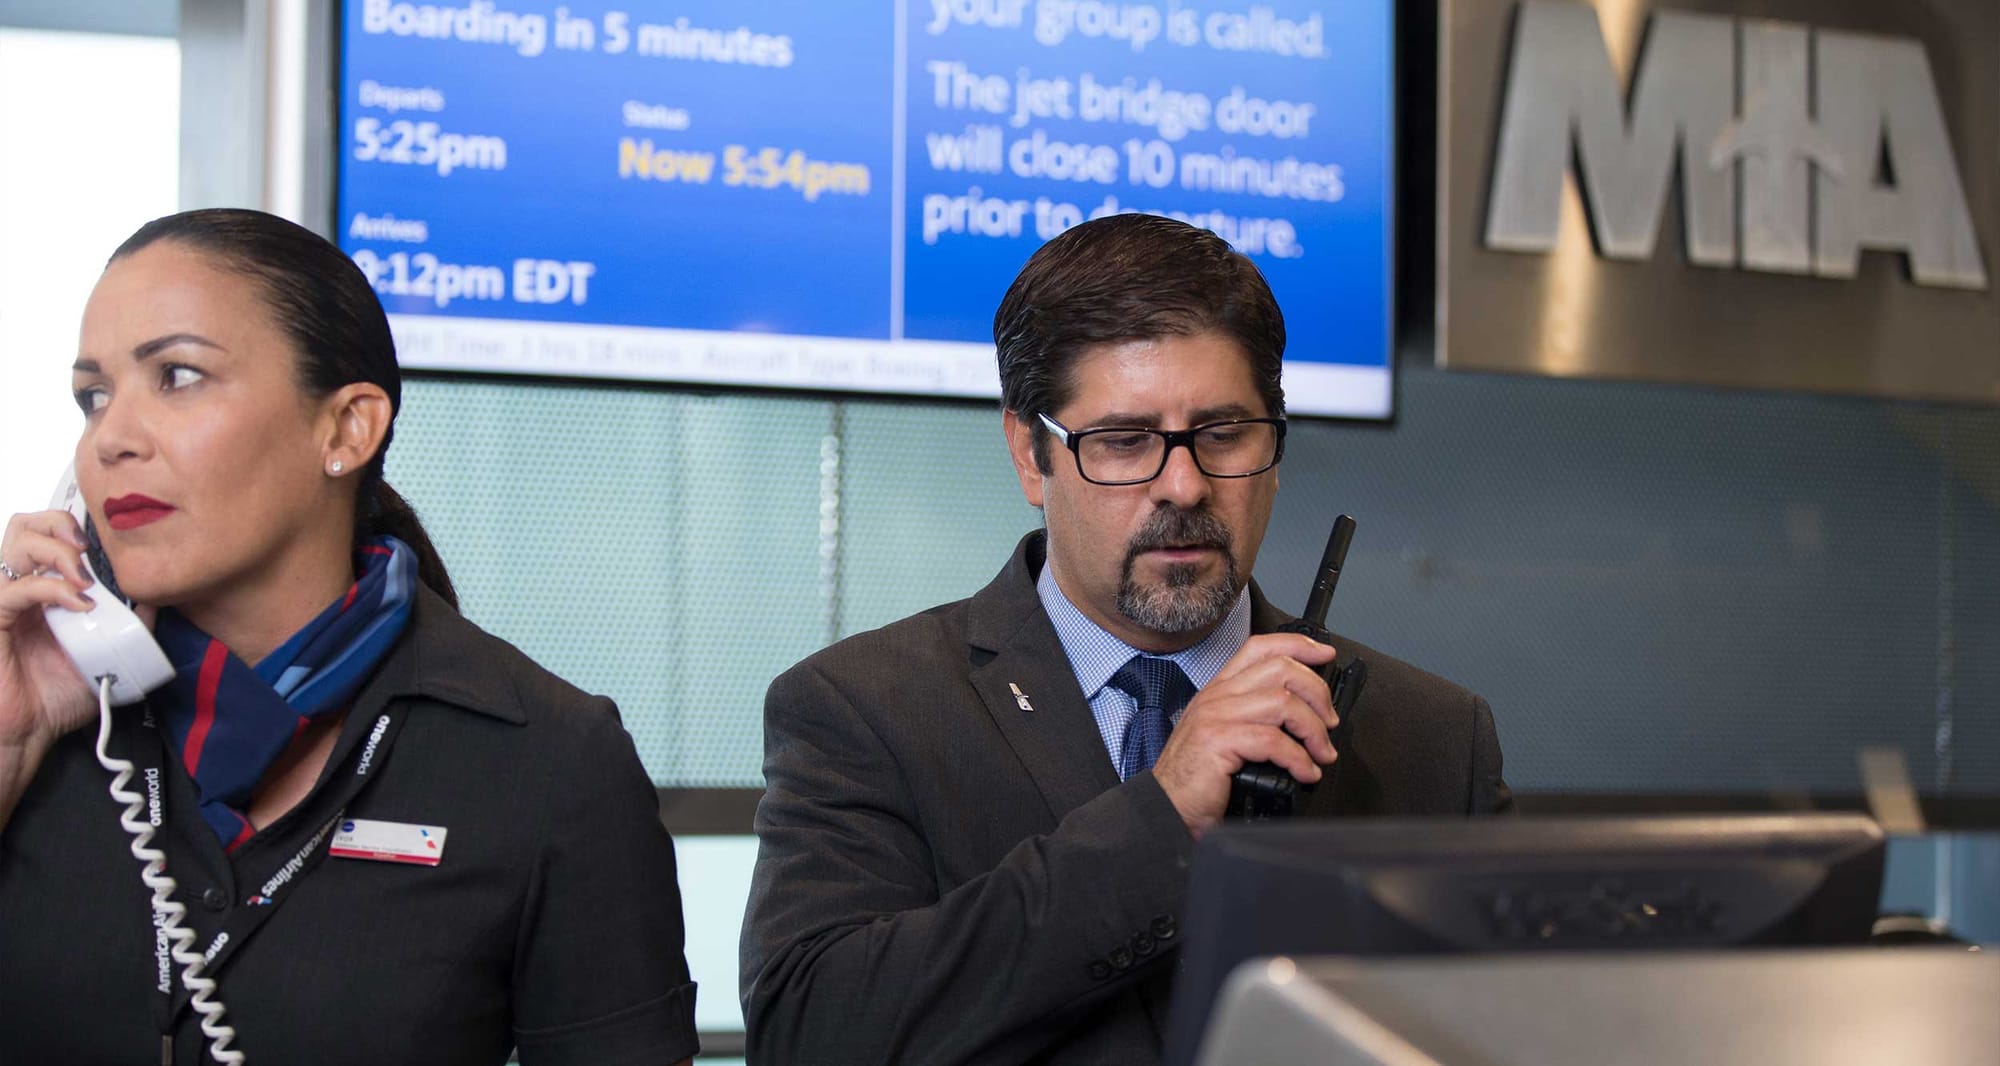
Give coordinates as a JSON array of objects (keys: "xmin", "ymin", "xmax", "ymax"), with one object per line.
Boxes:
[{"xmin": 113, "ymin": 702, "xmax": 412, "ymax": 1053}]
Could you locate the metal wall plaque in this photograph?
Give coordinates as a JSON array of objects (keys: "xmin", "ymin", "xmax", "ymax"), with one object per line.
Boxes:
[{"xmin": 1439, "ymin": 0, "xmax": 1999, "ymax": 403}]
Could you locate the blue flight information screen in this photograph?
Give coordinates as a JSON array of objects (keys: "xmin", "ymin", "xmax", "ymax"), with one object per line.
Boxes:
[{"xmin": 337, "ymin": 0, "xmax": 1393, "ymax": 417}]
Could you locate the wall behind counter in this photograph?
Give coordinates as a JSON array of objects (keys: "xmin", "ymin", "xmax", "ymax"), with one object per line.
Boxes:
[{"xmin": 384, "ymin": 358, "xmax": 2000, "ymax": 801}]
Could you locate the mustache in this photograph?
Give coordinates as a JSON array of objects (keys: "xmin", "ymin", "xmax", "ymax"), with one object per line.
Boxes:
[{"xmin": 1124, "ymin": 506, "xmax": 1233, "ymax": 563}]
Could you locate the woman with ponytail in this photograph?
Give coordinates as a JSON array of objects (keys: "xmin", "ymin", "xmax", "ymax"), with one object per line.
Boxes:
[{"xmin": 0, "ymin": 209, "xmax": 697, "ymax": 1065}]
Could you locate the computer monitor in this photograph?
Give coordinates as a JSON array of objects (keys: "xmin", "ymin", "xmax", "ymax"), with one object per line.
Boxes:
[{"xmin": 1162, "ymin": 813, "xmax": 1885, "ymax": 1066}]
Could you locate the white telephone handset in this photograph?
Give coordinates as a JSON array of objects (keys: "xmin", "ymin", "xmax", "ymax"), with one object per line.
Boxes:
[
  {"xmin": 45, "ymin": 466, "xmax": 244, "ymax": 1064},
  {"xmin": 43, "ymin": 468, "xmax": 173, "ymax": 703}
]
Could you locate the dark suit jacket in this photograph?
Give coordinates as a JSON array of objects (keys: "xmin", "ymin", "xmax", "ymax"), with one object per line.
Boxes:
[{"xmin": 741, "ymin": 531, "xmax": 1510, "ymax": 1066}]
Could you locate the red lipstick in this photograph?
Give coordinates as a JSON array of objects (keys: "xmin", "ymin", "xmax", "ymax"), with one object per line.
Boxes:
[{"xmin": 103, "ymin": 494, "xmax": 175, "ymax": 530}]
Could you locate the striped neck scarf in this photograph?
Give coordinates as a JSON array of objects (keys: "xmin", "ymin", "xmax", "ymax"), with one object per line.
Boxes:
[{"xmin": 152, "ymin": 537, "xmax": 417, "ymax": 851}]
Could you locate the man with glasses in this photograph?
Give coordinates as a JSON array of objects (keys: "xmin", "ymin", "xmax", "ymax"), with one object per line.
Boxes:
[{"xmin": 742, "ymin": 215, "xmax": 1511, "ymax": 1065}]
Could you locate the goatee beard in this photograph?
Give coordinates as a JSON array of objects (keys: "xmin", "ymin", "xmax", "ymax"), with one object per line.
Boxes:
[{"xmin": 1116, "ymin": 506, "xmax": 1239, "ymax": 635}]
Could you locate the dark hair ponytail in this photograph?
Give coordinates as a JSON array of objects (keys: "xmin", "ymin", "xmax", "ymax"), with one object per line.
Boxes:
[
  {"xmin": 363, "ymin": 481, "xmax": 458, "ymax": 610},
  {"xmin": 110, "ymin": 208, "xmax": 459, "ymax": 608}
]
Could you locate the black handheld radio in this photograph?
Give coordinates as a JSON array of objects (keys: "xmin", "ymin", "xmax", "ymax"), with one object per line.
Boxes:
[{"xmin": 1223, "ymin": 514, "xmax": 1367, "ymax": 821}]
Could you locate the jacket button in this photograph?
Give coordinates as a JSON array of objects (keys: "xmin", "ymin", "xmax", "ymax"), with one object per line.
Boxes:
[
  {"xmin": 1087, "ymin": 959, "xmax": 1113, "ymax": 980},
  {"xmin": 1151, "ymin": 915, "xmax": 1178, "ymax": 940},
  {"xmin": 1132, "ymin": 932, "xmax": 1156, "ymax": 957},
  {"xmin": 1108, "ymin": 946, "xmax": 1134, "ymax": 971},
  {"xmin": 200, "ymin": 888, "xmax": 229, "ymax": 912}
]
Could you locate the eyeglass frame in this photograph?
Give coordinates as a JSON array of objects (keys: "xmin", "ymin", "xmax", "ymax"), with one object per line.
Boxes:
[{"xmin": 1036, "ymin": 412, "xmax": 1288, "ymax": 486}]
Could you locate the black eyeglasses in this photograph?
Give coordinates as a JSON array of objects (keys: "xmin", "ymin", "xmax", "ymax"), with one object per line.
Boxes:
[{"xmin": 1038, "ymin": 413, "xmax": 1287, "ymax": 486}]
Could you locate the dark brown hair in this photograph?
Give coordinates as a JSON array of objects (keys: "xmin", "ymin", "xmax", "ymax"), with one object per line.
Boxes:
[
  {"xmin": 110, "ymin": 208, "xmax": 458, "ymax": 608},
  {"xmin": 992, "ymin": 214, "xmax": 1286, "ymax": 472}
]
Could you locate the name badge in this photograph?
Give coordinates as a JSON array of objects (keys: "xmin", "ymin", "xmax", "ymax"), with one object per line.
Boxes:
[{"xmin": 329, "ymin": 818, "xmax": 448, "ymax": 866}]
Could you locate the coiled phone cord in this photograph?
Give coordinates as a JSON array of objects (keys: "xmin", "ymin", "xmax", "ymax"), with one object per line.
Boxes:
[{"xmin": 92, "ymin": 675, "xmax": 245, "ymax": 1065}]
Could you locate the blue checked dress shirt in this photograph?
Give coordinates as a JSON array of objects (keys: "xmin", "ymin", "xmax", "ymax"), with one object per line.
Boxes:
[{"xmin": 1036, "ymin": 560, "xmax": 1251, "ymax": 779}]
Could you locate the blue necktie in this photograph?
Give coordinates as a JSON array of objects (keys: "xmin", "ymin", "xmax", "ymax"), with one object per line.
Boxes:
[{"xmin": 1107, "ymin": 656, "xmax": 1195, "ymax": 779}]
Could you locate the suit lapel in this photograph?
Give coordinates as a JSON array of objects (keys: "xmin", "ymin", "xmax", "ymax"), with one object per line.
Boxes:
[
  {"xmin": 967, "ymin": 562, "xmax": 1302, "ymax": 1045},
  {"xmin": 965, "ymin": 532, "xmax": 1121, "ymax": 826}
]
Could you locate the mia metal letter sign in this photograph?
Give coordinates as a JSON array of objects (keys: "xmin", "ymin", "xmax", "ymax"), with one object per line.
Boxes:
[{"xmin": 1437, "ymin": 0, "xmax": 1999, "ymax": 403}]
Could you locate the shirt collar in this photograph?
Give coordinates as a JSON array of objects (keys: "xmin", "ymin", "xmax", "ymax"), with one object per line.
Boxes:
[
  {"xmin": 349, "ymin": 585, "xmax": 528, "ymax": 724},
  {"xmin": 1036, "ymin": 556, "xmax": 1251, "ymax": 700}
]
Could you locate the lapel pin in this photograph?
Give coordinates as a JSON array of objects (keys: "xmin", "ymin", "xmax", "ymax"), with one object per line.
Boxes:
[{"xmin": 1008, "ymin": 682, "xmax": 1034, "ymax": 712}]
